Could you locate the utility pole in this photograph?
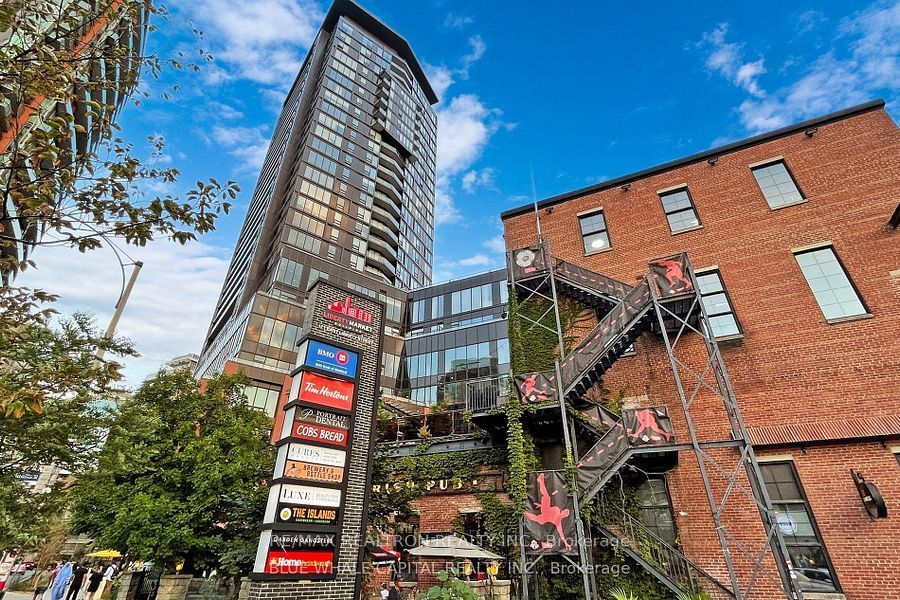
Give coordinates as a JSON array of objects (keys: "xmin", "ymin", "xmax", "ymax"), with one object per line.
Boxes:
[{"xmin": 95, "ymin": 260, "xmax": 142, "ymax": 360}]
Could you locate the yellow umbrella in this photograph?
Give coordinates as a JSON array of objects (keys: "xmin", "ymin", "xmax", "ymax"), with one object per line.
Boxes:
[{"xmin": 85, "ymin": 550, "xmax": 121, "ymax": 558}]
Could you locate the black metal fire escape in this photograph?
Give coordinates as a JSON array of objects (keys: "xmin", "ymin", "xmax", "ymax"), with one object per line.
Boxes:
[{"xmin": 508, "ymin": 242, "xmax": 804, "ymax": 600}]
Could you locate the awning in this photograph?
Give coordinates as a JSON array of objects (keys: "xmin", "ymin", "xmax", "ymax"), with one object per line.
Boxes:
[
  {"xmin": 366, "ymin": 543, "xmax": 401, "ymax": 565},
  {"xmin": 407, "ymin": 535, "xmax": 502, "ymax": 560}
]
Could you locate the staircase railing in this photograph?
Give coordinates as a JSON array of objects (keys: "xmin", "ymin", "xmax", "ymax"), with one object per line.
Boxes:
[{"xmin": 598, "ymin": 506, "xmax": 734, "ymax": 598}]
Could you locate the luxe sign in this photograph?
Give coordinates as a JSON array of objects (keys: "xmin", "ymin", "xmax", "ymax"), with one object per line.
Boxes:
[{"xmin": 252, "ymin": 282, "xmax": 385, "ymax": 593}]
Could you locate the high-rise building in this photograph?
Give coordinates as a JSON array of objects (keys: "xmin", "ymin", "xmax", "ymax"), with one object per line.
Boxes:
[{"xmin": 196, "ymin": 0, "xmax": 438, "ymax": 396}]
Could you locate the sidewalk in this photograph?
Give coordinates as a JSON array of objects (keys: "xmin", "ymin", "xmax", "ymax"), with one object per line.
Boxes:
[{"xmin": 3, "ymin": 591, "xmax": 32, "ymax": 600}]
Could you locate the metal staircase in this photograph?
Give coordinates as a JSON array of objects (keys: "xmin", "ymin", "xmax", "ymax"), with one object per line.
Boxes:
[
  {"xmin": 594, "ymin": 506, "xmax": 735, "ymax": 599},
  {"xmin": 509, "ymin": 242, "xmax": 804, "ymax": 600}
]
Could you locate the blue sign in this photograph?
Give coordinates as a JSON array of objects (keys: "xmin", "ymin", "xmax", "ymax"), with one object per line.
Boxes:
[{"xmin": 304, "ymin": 340, "xmax": 358, "ymax": 379}]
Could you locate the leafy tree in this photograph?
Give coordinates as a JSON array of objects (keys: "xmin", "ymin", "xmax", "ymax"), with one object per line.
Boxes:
[
  {"xmin": 0, "ymin": 0, "xmax": 237, "ymax": 417},
  {"xmin": 0, "ymin": 312, "xmax": 127, "ymax": 549},
  {"xmin": 69, "ymin": 371, "xmax": 275, "ymax": 575}
]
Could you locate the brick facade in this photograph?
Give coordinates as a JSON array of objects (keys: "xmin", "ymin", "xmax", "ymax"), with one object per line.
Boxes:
[{"xmin": 503, "ymin": 104, "xmax": 899, "ymax": 599}]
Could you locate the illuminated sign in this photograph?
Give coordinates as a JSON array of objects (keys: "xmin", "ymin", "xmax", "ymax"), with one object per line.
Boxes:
[
  {"xmin": 278, "ymin": 484, "xmax": 341, "ymax": 508},
  {"xmin": 291, "ymin": 421, "xmax": 349, "ymax": 447},
  {"xmin": 286, "ymin": 443, "xmax": 346, "ymax": 468},
  {"xmin": 264, "ymin": 550, "xmax": 334, "ymax": 575},
  {"xmin": 295, "ymin": 407, "xmax": 350, "ymax": 430},
  {"xmin": 270, "ymin": 532, "xmax": 335, "ymax": 551},
  {"xmin": 284, "ymin": 460, "xmax": 345, "ymax": 484},
  {"xmin": 323, "ymin": 296, "xmax": 374, "ymax": 334},
  {"xmin": 275, "ymin": 503, "xmax": 340, "ymax": 527},
  {"xmin": 297, "ymin": 371, "xmax": 354, "ymax": 411},
  {"xmin": 303, "ymin": 340, "xmax": 358, "ymax": 379}
]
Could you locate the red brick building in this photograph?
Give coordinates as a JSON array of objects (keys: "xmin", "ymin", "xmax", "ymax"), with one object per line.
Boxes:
[{"xmin": 502, "ymin": 100, "xmax": 899, "ymax": 599}]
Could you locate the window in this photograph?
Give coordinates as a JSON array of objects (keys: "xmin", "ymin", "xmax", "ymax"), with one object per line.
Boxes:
[
  {"xmin": 431, "ymin": 295, "xmax": 444, "ymax": 319},
  {"xmin": 659, "ymin": 187, "xmax": 700, "ymax": 233},
  {"xmin": 635, "ymin": 477, "xmax": 677, "ymax": 545},
  {"xmin": 242, "ymin": 386, "xmax": 280, "ymax": 417},
  {"xmin": 696, "ymin": 270, "xmax": 741, "ymax": 338},
  {"xmin": 794, "ymin": 247, "xmax": 867, "ymax": 320},
  {"xmin": 760, "ymin": 462, "xmax": 839, "ymax": 593},
  {"xmin": 410, "ymin": 385, "xmax": 437, "ymax": 406},
  {"xmin": 406, "ymin": 352, "xmax": 438, "ymax": 379},
  {"xmin": 275, "ymin": 257, "xmax": 303, "ymax": 288},
  {"xmin": 450, "ymin": 284, "xmax": 493, "ymax": 315},
  {"xmin": 752, "ymin": 161, "xmax": 803, "ymax": 208},
  {"xmin": 410, "ymin": 299, "xmax": 425, "ymax": 323},
  {"xmin": 578, "ymin": 210, "xmax": 610, "ymax": 253}
]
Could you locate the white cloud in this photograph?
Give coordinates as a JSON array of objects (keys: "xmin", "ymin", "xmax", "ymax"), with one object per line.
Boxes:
[
  {"xmin": 444, "ymin": 13, "xmax": 474, "ymax": 29},
  {"xmin": 483, "ymin": 235, "xmax": 506, "ymax": 254},
  {"xmin": 435, "ymin": 186, "xmax": 461, "ymax": 225},
  {"xmin": 211, "ymin": 124, "xmax": 270, "ymax": 173},
  {"xmin": 424, "ymin": 64, "xmax": 456, "ymax": 101},
  {"xmin": 436, "ymin": 95, "xmax": 499, "ymax": 176},
  {"xmin": 702, "ymin": 23, "xmax": 767, "ymax": 98},
  {"xmin": 434, "ymin": 95, "xmax": 504, "ymax": 225},
  {"xmin": 461, "ymin": 167, "xmax": 496, "ymax": 192},
  {"xmin": 461, "ymin": 36, "xmax": 486, "ymax": 71},
  {"xmin": 703, "ymin": 2, "xmax": 900, "ymax": 133},
  {"xmin": 181, "ymin": 0, "xmax": 324, "ymax": 87},
  {"xmin": 458, "ymin": 254, "xmax": 490, "ymax": 267},
  {"xmin": 18, "ymin": 240, "xmax": 231, "ymax": 387}
]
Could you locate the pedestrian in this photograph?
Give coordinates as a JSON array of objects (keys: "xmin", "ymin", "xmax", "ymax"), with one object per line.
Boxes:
[
  {"xmin": 387, "ymin": 577, "xmax": 403, "ymax": 600},
  {"xmin": 92, "ymin": 563, "xmax": 116, "ymax": 600},
  {"xmin": 84, "ymin": 566, "xmax": 103, "ymax": 600},
  {"xmin": 66, "ymin": 563, "xmax": 87, "ymax": 600},
  {"xmin": 49, "ymin": 562, "xmax": 72, "ymax": 600},
  {"xmin": 379, "ymin": 582, "xmax": 389, "ymax": 600},
  {"xmin": 32, "ymin": 563, "xmax": 55, "ymax": 600}
]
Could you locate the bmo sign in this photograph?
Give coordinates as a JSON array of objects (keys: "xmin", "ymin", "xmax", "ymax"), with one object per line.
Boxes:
[
  {"xmin": 302, "ymin": 339, "xmax": 358, "ymax": 378},
  {"xmin": 253, "ymin": 281, "xmax": 384, "ymax": 597}
]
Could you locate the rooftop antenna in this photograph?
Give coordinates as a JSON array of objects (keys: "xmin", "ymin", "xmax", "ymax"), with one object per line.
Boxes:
[{"xmin": 530, "ymin": 163, "xmax": 542, "ymax": 243}]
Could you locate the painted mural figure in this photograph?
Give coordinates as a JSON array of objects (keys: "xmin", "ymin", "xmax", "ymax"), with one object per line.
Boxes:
[
  {"xmin": 628, "ymin": 408, "xmax": 671, "ymax": 442},
  {"xmin": 524, "ymin": 473, "xmax": 572, "ymax": 551},
  {"xmin": 520, "ymin": 373, "xmax": 549, "ymax": 403},
  {"xmin": 655, "ymin": 258, "xmax": 693, "ymax": 294}
]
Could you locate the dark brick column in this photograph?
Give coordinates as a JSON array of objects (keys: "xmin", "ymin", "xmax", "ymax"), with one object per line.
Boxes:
[{"xmin": 249, "ymin": 281, "xmax": 385, "ymax": 600}]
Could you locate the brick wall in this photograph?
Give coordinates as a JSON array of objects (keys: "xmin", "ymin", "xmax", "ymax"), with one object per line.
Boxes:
[{"xmin": 503, "ymin": 106, "xmax": 900, "ymax": 599}]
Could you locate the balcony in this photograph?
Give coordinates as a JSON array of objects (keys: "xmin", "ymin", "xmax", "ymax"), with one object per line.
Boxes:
[
  {"xmin": 369, "ymin": 218, "xmax": 399, "ymax": 246},
  {"xmin": 372, "ymin": 202, "xmax": 401, "ymax": 232},
  {"xmin": 373, "ymin": 190, "xmax": 402, "ymax": 221},
  {"xmin": 375, "ymin": 176, "xmax": 403, "ymax": 204},
  {"xmin": 367, "ymin": 234, "xmax": 397, "ymax": 260},
  {"xmin": 366, "ymin": 249, "xmax": 395, "ymax": 277},
  {"xmin": 377, "ymin": 163, "xmax": 404, "ymax": 190},
  {"xmin": 377, "ymin": 152, "xmax": 405, "ymax": 179},
  {"xmin": 376, "ymin": 409, "xmax": 492, "ymax": 456}
]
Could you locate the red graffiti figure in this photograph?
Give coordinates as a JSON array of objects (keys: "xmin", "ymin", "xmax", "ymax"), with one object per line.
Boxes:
[
  {"xmin": 524, "ymin": 473, "xmax": 572, "ymax": 551},
  {"xmin": 521, "ymin": 374, "xmax": 549, "ymax": 403},
  {"xmin": 655, "ymin": 258, "xmax": 692, "ymax": 294},
  {"xmin": 628, "ymin": 409, "xmax": 671, "ymax": 443}
]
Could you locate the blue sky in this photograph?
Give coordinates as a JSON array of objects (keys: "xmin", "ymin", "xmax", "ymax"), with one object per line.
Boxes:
[{"xmin": 21, "ymin": 0, "xmax": 900, "ymax": 384}]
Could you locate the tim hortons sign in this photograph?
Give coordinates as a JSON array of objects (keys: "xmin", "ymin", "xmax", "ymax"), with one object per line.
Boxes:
[
  {"xmin": 297, "ymin": 371, "xmax": 355, "ymax": 412},
  {"xmin": 323, "ymin": 296, "xmax": 375, "ymax": 334}
]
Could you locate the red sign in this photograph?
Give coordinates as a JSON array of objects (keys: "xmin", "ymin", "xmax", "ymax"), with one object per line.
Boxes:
[
  {"xmin": 264, "ymin": 550, "xmax": 334, "ymax": 575},
  {"xmin": 292, "ymin": 421, "xmax": 349, "ymax": 447},
  {"xmin": 297, "ymin": 372, "xmax": 354, "ymax": 411},
  {"xmin": 327, "ymin": 296, "xmax": 372, "ymax": 324}
]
